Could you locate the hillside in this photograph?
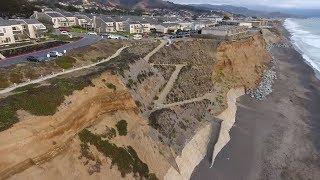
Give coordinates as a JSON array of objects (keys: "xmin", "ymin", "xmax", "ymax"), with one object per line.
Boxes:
[
  {"xmin": 190, "ymin": 4, "xmax": 296, "ymax": 18},
  {"xmin": 0, "ymin": 28, "xmax": 281, "ymax": 179}
]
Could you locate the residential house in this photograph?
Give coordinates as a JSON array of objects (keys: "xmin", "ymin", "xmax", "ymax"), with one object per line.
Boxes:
[
  {"xmin": 92, "ymin": 16, "xmax": 115, "ymax": 33},
  {"xmin": 123, "ymin": 21, "xmax": 151, "ymax": 34},
  {"xmin": 111, "ymin": 16, "xmax": 125, "ymax": 32},
  {"xmin": 60, "ymin": 12, "xmax": 77, "ymax": 27},
  {"xmin": 239, "ymin": 22, "xmax": 253, "ymax": 28},
  {"xmin": 15, "ymin": 19, "xmax": 47, "ymax": 39},
  {"xmin": 0, "ymin": 19, "xmax": 46, "ymax": 45},
  {"xmin": 74, "ymin": 14, "xmax": 92, "ymax": 28},
  {"xmin": 154, "ymin": 23, "xmax": 180, "ymax": 34}
]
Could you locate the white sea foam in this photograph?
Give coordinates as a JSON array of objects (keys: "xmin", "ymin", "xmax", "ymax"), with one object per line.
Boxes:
[{"xmin": 284, "ymin": 18, "xmax": 320, "ymax": 79}]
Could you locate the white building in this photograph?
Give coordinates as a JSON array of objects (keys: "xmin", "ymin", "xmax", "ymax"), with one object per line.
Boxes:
[
  {"xmin": 123, "ymin": 21, "xmax": 151, "ymax": 34},
  {"xmin": 32, "ymin": 11, "xmax": 76, "ymax": 28},
  {"xmin": 92, "ymin": 16, "xmax": 116, "ymax": 33},
  {"xmin": 0, "ymin": 19, "xmax": 46, "ymax": 45}
]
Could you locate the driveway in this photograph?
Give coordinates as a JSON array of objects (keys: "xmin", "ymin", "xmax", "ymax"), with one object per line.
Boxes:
[{"xmin": 0, "ymin": 35, "xmax": 103, "ymax": 67}]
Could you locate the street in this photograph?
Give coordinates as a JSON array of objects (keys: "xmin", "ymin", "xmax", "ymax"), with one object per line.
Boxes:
[{"xmin": 0, "ymin": 35, "xmax": 103, "ymax": 67}]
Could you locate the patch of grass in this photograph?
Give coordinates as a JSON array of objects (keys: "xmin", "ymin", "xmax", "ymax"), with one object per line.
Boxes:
[
  {"xmin": 0, "ymin": 78, "xmax": 92, "ymax": 131},
  {"xmin": 78, "ymin": 129, "xmax": 157, "ymax": 179},
  {"xmin": 55, "ymin": 56, "xmax": 77, "ymax": 69},
  {"xmin": 0, "ymin": 74, "xmax": 10, "ymax": 89},
  {"xmin": 70, "ymin": 26, "xmax": 89, "ymax": 33},
  {"xmin": 106, "ymin": 83, "xmax": 116, "ymax": 91},
  {"xmin": 116, "ymin": 120, "xmax": 128, "ymax": 136},
  {"xmin": 9, "ymin": 71, "xmax": 24, "ymax": 84},
  {"xmin": 49, "ymin": 34, "xmax": 71, "ymax": 42}
]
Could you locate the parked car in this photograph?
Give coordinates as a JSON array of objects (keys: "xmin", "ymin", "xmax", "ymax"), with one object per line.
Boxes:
[
  {"xmin": 48, "ymin": 51, "xmax": 63, "ymax": 57},
  {"xmin": 27, "ymin": 56, "xmax": 41, "ymax": 62},
  {"xmin": 60, "ymin": 31, "xmax": 69, "ymax": 35},
  {"xmin": 87, "ymin": 32, "xmax": 97, "ymax": 35}
]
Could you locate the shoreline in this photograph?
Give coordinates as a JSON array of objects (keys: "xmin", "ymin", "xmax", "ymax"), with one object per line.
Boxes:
[
  {"xmin": 191, "ymin": 25, "xmax": 320, "ymax": 179},
  {"xmin": 164, "ymin": 88, "xmax": 244, "ymax": 180},
  {"xmin": 284, "ymin": 18, "xmax": 320, "ymax": 80}
]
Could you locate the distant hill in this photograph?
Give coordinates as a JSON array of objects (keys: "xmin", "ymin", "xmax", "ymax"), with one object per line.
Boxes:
[
  {"xmin": 0, "ymin": 0, "xmax": 40, "ymax": 18},
  {"xmin": 56, "ymin": 0, "xmax": 166, "ymax": 9},
  {"xmin": 190, "ymin": 4, "xmax": 297, "ymax": 18}
]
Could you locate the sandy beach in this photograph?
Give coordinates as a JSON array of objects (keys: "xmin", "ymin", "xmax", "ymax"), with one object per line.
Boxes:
[{"xmin": 191, "ymin": 31, "xmax": 320, "ymax": 179}]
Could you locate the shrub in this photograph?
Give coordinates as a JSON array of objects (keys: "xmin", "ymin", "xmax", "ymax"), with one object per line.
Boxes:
[
  {"xmin": 55, "ymin": 56, "xmax": 77, "ymax": 69},
  {"xmin": 106, "ymin": 83, "xmax": 116, "ymax": 91},
  {"xmin": 116, "ymin": 120, "xmax": 128, "ymax": 136},
  {"xmin": 78, "ymin": 129, "xmax": 157, "ymax": 179},
  {"xmin": 0, "ymin": 78, "xmax": 92, "ymax": 132}
]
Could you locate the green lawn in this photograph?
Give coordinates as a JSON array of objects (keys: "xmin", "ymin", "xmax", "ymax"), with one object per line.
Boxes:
[{"xmin": 70, "ymin": 26, "xmax": 89, "ymax": 33}]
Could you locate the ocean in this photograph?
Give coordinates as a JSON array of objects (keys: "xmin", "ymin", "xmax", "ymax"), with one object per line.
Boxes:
[{"xmin": 284, "ymin": 18, "xmax": 320, "ymax": 79}]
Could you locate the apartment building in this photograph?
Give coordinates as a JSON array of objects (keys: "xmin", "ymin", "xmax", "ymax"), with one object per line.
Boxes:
[
  {"xmin": 60, "ymin": 12, "xmax": 77, "ymax": 27},
  {"xmin": 0, "ymin": 19, "xmax": 46, "ymax": 45},
  {"xmin": 123, "ymin": 21, "xmax": 151, "ymax": 34},
  {"xmin": 74, "ymin": 14, "xmax": 92, "ymax": 28},
  {"xmin": 92, "ymin": 16, "xmax": 115, "ymax": 33}
]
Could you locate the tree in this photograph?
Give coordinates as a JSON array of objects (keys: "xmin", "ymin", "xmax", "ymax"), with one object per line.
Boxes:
[
  {"xmin": 0, "ymin": 0, "xmax": 40, "ymax": 18},
  {"xmin": 222, "ymin": 15, "xmax": 231, "ymax": 20}
]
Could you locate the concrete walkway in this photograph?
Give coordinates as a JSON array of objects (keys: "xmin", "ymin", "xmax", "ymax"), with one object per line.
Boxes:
[{"xmin": 0, "ymin": 46, "xmax": 128, "ymax": 95}]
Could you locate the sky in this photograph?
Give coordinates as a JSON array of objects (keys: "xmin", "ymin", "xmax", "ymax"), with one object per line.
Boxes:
[{"xmin": 169, "ymin": 0, "xmax": 320, "ymax": 9}]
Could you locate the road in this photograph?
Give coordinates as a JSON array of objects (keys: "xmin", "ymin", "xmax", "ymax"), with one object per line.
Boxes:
[
  {"xmin": 0, "ymin": 46, "xmax": 127, "ymax": 95},
  {"xmin": 0, "ymin": 35, "xmax": 103, "ymax": 67}
]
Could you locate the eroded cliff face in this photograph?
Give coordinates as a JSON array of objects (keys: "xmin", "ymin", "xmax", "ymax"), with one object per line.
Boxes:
[
  {"xmin": 214, "ymin": 34, "xmax": 272, "ymax": 90},
  {"xmin": 0, "ymin": 33, "xmax": 274, "ymax": 180}
]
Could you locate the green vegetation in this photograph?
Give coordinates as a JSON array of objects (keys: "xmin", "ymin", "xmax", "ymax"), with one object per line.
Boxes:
[
  {"xmin": 70, "ymin": 26, "xmax": 89, "ymax": 33},
  {"xmin": 106, "ymin": 83, "xmax": 116, "ymax": 91},
  {"xmin": 49, "ymin": 34, "xmax": 75, "ymax": 42},
  {"xmin": 0, "ymin": 74, "xmax": 9, "ymax": 89},
  {"xmin": 107, "ymin": 128, "xmax": 117, "ymax": 139},
  {"xmin": 0, "ymin": 78, "xmax": 92, "ymax": 131},
  {"xmin": 126, "ymin": 79, "xmax": 135, "ymax": 89},
  {"xmin": 9, "ymin": 71, "xmax": 23, "ymax": 84},
  {"xmin": 0, "ymin": 0, "xmax": 40, "ymax": 18},
  {"xmin": 116, "ymin": 120, "xmax": 128, "ymax": 136},
  {"xmin": 109, "ymin": 31, "xmax": 133, "ymax": 38},
  {"xmin": 78, "ymin": 129, "xmax": 157, "ymax": 179},
  {"xmin": 55, "ymin": 56, "xmax": 77, "ymax": 69}
]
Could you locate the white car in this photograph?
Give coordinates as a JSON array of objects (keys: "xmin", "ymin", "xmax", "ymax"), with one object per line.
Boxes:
[
  {"xmin": 48, "ymin": 51, "xmax": 63, "ymax": 57},
  {"xmin": 87, "ymin": 32, "xmax": 97, "ymax": 35},
  {"xmin": 60, "ymin": 31, "xmax": 68, "ymax": 35}
]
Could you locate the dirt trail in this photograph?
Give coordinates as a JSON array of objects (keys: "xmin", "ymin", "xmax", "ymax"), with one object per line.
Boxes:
[
  {"xmin": 0, "ymin": 46, "xmax": 128, "ymax": 95},
  {"xmin": 159, "ymin": 93, "xmax": 215, "ymax": 109},
  {"xmin": 144, "ymin": 40, "xmax": 167, "ymax": 62},
  {"xmin": 154, "ymin": 64, "xmax": 185, "ymax": 107}
]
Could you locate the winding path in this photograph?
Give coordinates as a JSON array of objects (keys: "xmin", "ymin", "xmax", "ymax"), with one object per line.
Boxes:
[
  {"xmin": 154, "ymin": 64, "xmax": 185, "ymax": 107},
  {"xmin": 0, "ymin": 46, "xmax": 128, "ymax": 95},
  {"xmin": 144, "ymin": 40, "xmax": 167, "ymax": 62}
]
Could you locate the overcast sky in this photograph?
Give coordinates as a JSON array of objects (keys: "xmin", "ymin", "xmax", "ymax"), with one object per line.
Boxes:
[{"xmin": 169, "ymin": 0, "xmax": 320, "ymax": 9}]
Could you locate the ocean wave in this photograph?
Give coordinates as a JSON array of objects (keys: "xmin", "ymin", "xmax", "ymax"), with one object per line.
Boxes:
[{"xmin": 284, "ymin": 18, "xmax": 320, "ymax": 77}]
